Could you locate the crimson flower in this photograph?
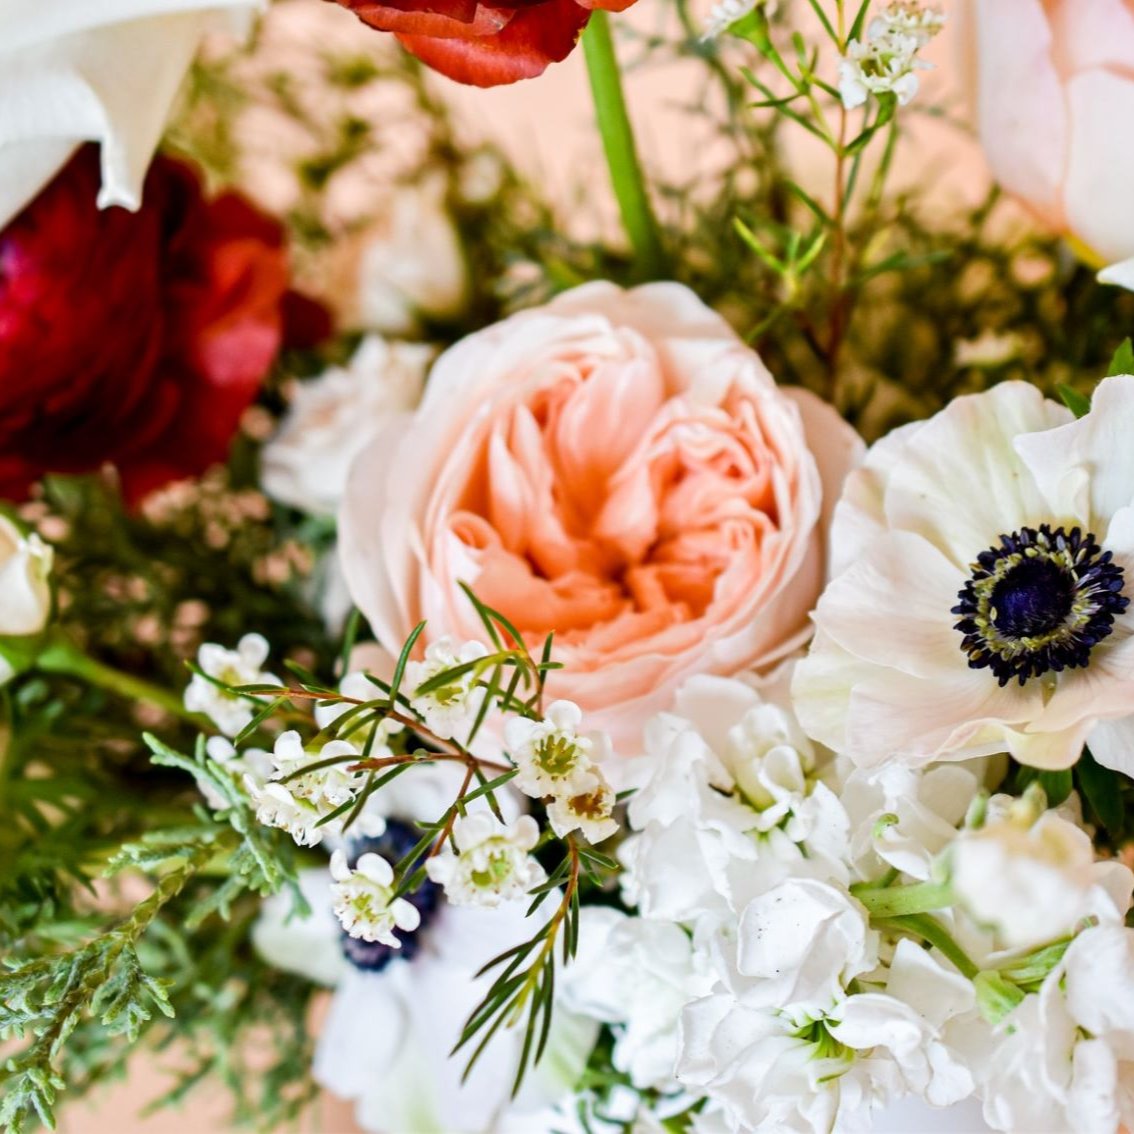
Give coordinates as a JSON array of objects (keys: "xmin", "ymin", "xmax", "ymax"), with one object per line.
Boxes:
[
  {"xmin": 331, "ymin": 0, "xmax": 636, "ymax": 86},
  {"xmin": 0, "ymin": 145, "xmax": 323, "ymax": 503}
]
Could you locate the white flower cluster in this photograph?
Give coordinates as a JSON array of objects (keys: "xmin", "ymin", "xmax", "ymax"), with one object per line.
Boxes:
[
  {"xmin": 329, "ymin": 848, "xmax": 420, "ymax": 946},
  {"xmin": 403, "ymin": 636, "xmax": 488, "ymax": 742},
  {"xmin": 558, "ymin": 669, "xmax": 1134, "ymax": 1133},
  {"xmin": 425, "ymin": 813, "xmax": 547, "ymax": 908},
  {"xmin": 183, "ymin": 633, "xmax": 278, "ymax": 737},
  {"xmin": 505, "ymin": 700, "xmax": 619, "ymax": 844},
  {"xmin": 838, "ymin": 2, "xmax": 945, "ymax": 110},
  {"xmin": 247, "ymin": 729, "xmax": 368, "ymax": 847}
]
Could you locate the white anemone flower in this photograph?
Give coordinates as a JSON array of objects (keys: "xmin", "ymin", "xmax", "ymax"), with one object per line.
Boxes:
[
  {"xmin": 793, "ymin": 378, "xmax": 1134, "ymax": 774},
  {"xmin": 253, "ymin": 856, "xmax": 596, "ymax": 1134}
]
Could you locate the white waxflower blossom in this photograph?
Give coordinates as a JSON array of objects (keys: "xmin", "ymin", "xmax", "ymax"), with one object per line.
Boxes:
[
  {"xmin": 404, "ymin": 637, "xmax": 488, "ymax": 741},
  {"xmin": 198, "ymin": 736, "xmax": 272, "ymax": 811},
  {"xmin": 0, "ymin": 515, "xmax": 53, "ymax": 684},
  {"xmin": 261, "ymin": 336, "xmax": 431, "ymax": 518},
  {"xmin": 425, "ymin": 813, "xmax": 546, "ymax": 908},
  {"xmin": 248, "ymin": 731, "xmax": 365, "ymax": 846},
  {"xmin": 546, "ymin": 775, "xmax": 619, "ymax": 845},
  {"xmin": 315, "ymin": 670, "xmax": 404, "ymax": 752},
  {"xmin": 948, "ymin": 791, "xmax": 1133, "ymax": 950},
  {"xmin": 504, "ymin": 700, "xmax": 608, "ymax": 800},
  {"xmin": 981, "ymin": 924, "xmax": 1134, "ymax": 1134},
  {"xmin": 838, "ymin": 4, "xmax": 945, "ymax": 110},
  {"xmin": 329, "ymin": 849, "xmax": 421, "ymax": 946},
  {"xmin": 183, "ymin": 633, "xmax": 279, "ymax": 737}
]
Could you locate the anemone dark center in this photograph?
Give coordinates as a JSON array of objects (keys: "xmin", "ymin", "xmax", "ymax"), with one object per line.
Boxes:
[
  {"xmin": 339, "ymin": 819, "xmax": 440, "ymax": 973},
  {"xmin": 953, "ymin": 524, "xmax": 1128, "ymax": 687}
]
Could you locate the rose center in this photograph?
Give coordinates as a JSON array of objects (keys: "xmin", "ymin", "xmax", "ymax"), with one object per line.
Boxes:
[{"xmin": 952, "ymin": 524, "xmax": 1128, "ymax": 687}]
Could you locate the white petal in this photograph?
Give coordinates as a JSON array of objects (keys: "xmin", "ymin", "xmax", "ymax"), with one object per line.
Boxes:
[{"xmin": 0, "ymin": 5, "xmax": 260, "ymax": 228}]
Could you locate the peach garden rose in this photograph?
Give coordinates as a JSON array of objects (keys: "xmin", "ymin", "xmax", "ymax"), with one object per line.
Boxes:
[{"xmin": 339, "ymin": 282, "xmax": 862, "ymax": 752}]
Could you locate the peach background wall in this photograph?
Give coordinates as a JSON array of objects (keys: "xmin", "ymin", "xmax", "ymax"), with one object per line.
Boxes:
[{"xmin": 65, "ymin": 2, "xmax": 986, "ymax": 1131}]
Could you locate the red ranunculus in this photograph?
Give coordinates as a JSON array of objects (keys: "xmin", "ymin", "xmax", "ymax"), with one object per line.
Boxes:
[
  {"xmin": 331, "ymin": 0, "xmax": 636, "ymax": 86},
  {"xmin": 0, "ymin": 145, "xmax": 317, "ymax": 503}
]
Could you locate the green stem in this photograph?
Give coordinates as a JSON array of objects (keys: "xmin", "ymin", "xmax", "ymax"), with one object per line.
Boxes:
[
  {"xmin": 851, "ymin": 878, "xmax": 953, "ymax": 919},
  {"xmin": 879, "ymin": 913, "xmax": 981, "ymax": 981},
  {"xmin": 582, "ymin": 11, "xmax": 666, "ymax": 278},
  {"xmin": 36, "ymin": 635, "xmax": 201, "ymax": 724}
]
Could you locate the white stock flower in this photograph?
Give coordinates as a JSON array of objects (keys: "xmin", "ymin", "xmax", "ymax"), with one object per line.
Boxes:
[
  {"xmin": 838, "ymin": 4, "xmax": 944, "ymax": 110},
  {"xmin": 355, "ymin": 176, "xmax": 468, "ymax": 335},
  {"xmin": 504, "ymin": 700, "xmax": 607, "ymax": 800},
  {"xmin": 732, "ymin": 878, "xmax": 879, "ymax": 1018},
  {"xmin": 839, "ymin": 761, "xmax": 983, "ymax": 882},
  {"xmin": 261, "ymin": 336, "xmax": 431, "ymax": 518},
  {"xmin": 563, "ymin": 907, "xmax": 715, "ymax": 1091},
  {"xmin": 793, "ymin": 378, "xmax": 1134, "ymax": 775},
  {"xmin": 329, "ymin": 849, "xmax": 421, "ymax": 947},
  {"xmin": 0, "ymin": 516, "xmax": 52, "ymax": 682},
  {"xmin": 248, "ymin": 731, "xmax": 364, "ymax": 846},
  {"xmin": 183, "ymin": 632, "xmax": 278, "ymax": 737},
  {"xmin": 949, "ymin": 793, "xmax": 1133, "ymax": 950},
  {"xmin": 676, "ymin": 886, "xmax": 978, "ymax": 1133},
  {"xmin": 620, "ymin": 675, "xmax": 849, "ymax": 934},
  {"xmin": 0, "ymin": 1, "xmax": 260, "ymax": 229},
  {"xmin": 981, "ymin": 924, "xmax": 1134, "ymax": 1134},
  {"xmin": 425, "ymin": 813, "xmax": 545, "ymax": 908},
  {"xmin": 826, "ymin": 939, "xmax": 976, "ymax": 1109},
  {"xmin": 404, "ymin": 637, "xmax": 489, "ymax": 742}
]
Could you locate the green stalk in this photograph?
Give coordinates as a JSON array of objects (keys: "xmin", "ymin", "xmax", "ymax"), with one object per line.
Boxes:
[
  {"xmin": 851, "ymin": 878, "xmax": 953, "ymax": 919},
  {"xmin": 582, "ymin": 10, "xmax": 666, "ymax": 278},
  {"xmin": 37, "ymin": 634, "xmax": 201, "ymax": 724}
]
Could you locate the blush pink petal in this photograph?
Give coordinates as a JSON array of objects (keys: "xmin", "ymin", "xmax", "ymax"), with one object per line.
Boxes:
[
  {"xmin": 971, "ymin": 0, "xmax": 1068, "ymax": 229},
  {"xmin": 1063, "ymin": 69, "xmax": 1134, "ymax": 265}
]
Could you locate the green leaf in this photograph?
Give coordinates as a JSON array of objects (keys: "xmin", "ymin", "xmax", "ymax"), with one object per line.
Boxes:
[
  {"xmin": 1057, "ymin": 384, "xmax": 1092, "ymax": 419},
  {"xmin": 1035, "ymin": 768, "xmax": 1073, "ymax": 808},
  {"xmin": 1077, "ymin": 747, "xmax": 1126, "ymax": 838},
  {"xmin": 1108, "ymin": 337, "xmax": 1134, "ymax": 377}
]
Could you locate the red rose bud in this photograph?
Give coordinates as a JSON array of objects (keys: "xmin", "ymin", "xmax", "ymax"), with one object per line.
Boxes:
[
  {"xmin": 331, "ymin": 0, "xmax": 637, "ymax": 87},
  {"xmin": 0, "ymin": 145, "xmax": 317, "ymax": 504}
]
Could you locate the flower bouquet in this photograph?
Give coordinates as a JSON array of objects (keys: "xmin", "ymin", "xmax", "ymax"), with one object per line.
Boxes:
[{"xmin": 6, "ymin": 2, "xmax": 1134, "ymax": 1132}]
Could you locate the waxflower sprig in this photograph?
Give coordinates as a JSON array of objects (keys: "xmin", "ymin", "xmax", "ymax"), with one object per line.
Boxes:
[
  {"xmin": 712, "ymin": 0, "xmax": 944, "ymax": 395},
  {"xmin": 181, "ymin": 590, "xmax": 621, "ymax": 1096}
]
